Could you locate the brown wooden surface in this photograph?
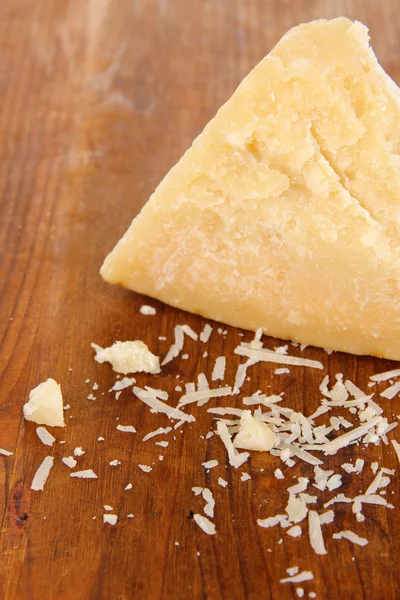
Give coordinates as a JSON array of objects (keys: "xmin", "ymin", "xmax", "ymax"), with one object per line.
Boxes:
[{"xmin": 1, "ymin": 1, "xmax": 400, "ymax": 598}]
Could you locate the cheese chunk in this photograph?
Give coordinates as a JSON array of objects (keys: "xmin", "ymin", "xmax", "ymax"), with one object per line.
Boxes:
[
  {"xmin": 91, "ymin": 340, "xmax": 160, "ymax": 374},
  {"xmin": 234, "ymin": 410, "xmax": 276, "ymax": 451},
  {"xmin": 23, "ymin": 379, "xmax": 65, "ymax": 427},
  {"xmin": 101, "ymin": 18, "xmax": 400, "ymax": 360}
]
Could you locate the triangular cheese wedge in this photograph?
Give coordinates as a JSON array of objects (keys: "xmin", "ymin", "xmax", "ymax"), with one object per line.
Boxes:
[{"xmin": 101, "ymin": 18, "xmax": 400, "ymax": 360}]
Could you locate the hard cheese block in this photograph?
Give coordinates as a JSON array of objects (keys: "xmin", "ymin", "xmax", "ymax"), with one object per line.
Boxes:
[{"xmin": 101, "ymin": 18, "xmax": 400, "ymax": 360}]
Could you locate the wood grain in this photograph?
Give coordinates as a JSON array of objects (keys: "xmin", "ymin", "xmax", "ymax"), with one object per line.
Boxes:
[{"xmin": 1, "ymin": 1, "xmax": 400, "ymax": 598}]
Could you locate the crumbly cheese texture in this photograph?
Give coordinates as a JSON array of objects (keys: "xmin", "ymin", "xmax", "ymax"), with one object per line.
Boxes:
[
  {"xmin": 101, "ymin": 18, "xmax": 400, "ymax": 360},
  {"xmin": 91, "ymin": 341, "xmax": 160, "ymax": 374},
  {"xmin": 23, "ymin": 379, "xmax": 65, "ymax": 427},
  {"xmin": 234, "ymin": 410, "xmax": 276, "ymax": 451}
]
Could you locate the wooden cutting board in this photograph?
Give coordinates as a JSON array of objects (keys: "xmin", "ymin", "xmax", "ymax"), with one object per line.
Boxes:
[{"xmin": 1, "ymin": 1, "xmax": 400, "ymax": 598}]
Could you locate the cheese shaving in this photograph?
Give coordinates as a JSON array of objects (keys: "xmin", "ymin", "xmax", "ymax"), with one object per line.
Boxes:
[
  {"xmin": 308, "ymin": 510, "xmax": 327, "ymax": 555},
  {"xmin": 138, "ymin": 464, "xmax": 152, "ymax": 472},
  {"xmin": 370, "ymin": 368, "xmax": 400, "ymax": 382},
  {"xmin": 199, "ymin": 324, "xmax": 213, "ymax": 343},
  {"xmin": 287, "ymin": 525, "xmax": 302, "ymax": 537},
  {"xmin": 380, "ymin": 382, "xmax": 400, "ymax": 399},
  {"xmin": 212, "ymin": 357, "xmax": 226, "ymax": 381},
  {"xmin": 31, "ymin": 456, "xmax": 54, "ymax": 491},
  {"xmin": 103, "ymin": 514, "xmax": 118, "ymax": 525},
  {"xmin": 133, "ymin": 386, "xmax": 195, "ymax": 422},
  {"xmin": 143, "ymin": 427, "xmax": 172, "ymax": 441},
  {"xmin": 0, "ymin": 448, "xmax": 13, "ymax": 456},
  {"xmin": 391, "ymin": 439, "xmax": 400, "ymax": 462},
  {"xmin": 139, "ymin": 305, "xmax": 156, "ymax": 315},
  {"xmin": 280, "ymin": 571, "xmax": 314, "ymax": 583},
  {"xmin": 333, "ymin": 530, "xmax": 368, "ymax": 546},
  {"xmin": 179, "ymin": 387, "xmax": 232, "ymax": 407},
  {"xmin": 235, "ymin": 344, "xmax": 324, "ymax": 369},
  {"xmin": 36, "ymin": 426, "xmax": 56, "ymax": 446},
  {"xmin": 217, "ymin": 421, "xmax": 249, "ymax": 468},
  {"xmin": 70, "ymin": 469, "xmax": 97, "ymax": 479},
  {"xmin": 116, "ymin": 425, "xmax": 137, "ymax": 433},
  {"xmin": 202, "ymin": 460, "xmax": 218, "ymax": 469},
  {"xmin": 193, "ymin": 513, "xmax": 216, "ymax": 535},
  {"xmin": 62, "ymin": 456, "xmax": 77, "ymax": 468}
]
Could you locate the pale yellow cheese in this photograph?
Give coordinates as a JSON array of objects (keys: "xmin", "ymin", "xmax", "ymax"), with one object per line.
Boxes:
[
  {"xmin": 23, "ymin": 379, "xmax": 65, "ymax": 427},
  {"xmin": 101, "ymin": 18, "xmax": 400, "ymax": 360}
]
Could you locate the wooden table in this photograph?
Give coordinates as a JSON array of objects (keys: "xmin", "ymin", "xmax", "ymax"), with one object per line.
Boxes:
[{"xmin": 1, "ymin": 1, "xmax": 400, "ymax": 598}]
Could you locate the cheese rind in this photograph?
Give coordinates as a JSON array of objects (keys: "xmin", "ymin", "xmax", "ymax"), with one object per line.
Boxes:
[{"xmin": 101, "ymin": 18, "xmax": 400, "ymax": 360}]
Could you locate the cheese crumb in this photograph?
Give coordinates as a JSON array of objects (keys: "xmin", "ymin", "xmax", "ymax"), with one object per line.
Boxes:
[
  {"xmin": 62, "ymin": 456, "xmax": 77, "ymax": 468},
  {"xmin": 139, "ymin": 305, "xmax": 156, "ymax": 315},
  {"xmin": 92, "ymin": 340, "xmax": 160, "ymax": 374},
  {"xmin": 74, "ymin": 447, "xmax": 85, "ymax": 456},
  {"xmin": 138, "ymin": 464, "xmax": 152, "ymax": 472},
  {"xmin": 234, "ymin": 410, "xmax": 276, "ymax": 451},
  {"xmin": 103, "ymin": 514, "xmax": 118, "ymax": 525},
  {"xmin": 218, "ymin": 477, "xmax": 228, "ymax": 488},
  {"xmin": 23, "ymin": 379, "xmax": 65, "ymax": 427}
]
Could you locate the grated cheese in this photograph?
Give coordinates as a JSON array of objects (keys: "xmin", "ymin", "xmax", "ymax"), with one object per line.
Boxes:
[
  {"xmin": 138, "ymin": 464, "xmax": 152, "ymax": 472},
  {"xmin": 36, "ymin": 427, "xmax": 56, "ymax": 446},
  {"xmin": 202, "ymin": 460, "xmax": 218, "ymax": 469},
  {"xmin": 31, "ymin": 456, "xmax": 54, "ymax": 491},
  {"xmin": 391, "ymin": 439, "xmax": 400, "ymax": 462},
  {"xmin": 199, "ymin": 324, "xmax": 213, "ymax": 343},
  {"xmin": 74, "ymin": 447, "xmax": 85, "ymax": 456},
  {"xmin": 308, "ymin": 510, "xmax": 327, "ymax": 554},
  {"xmin": 0, "ymin": 448, "xmax": 13, "ymax": 457},
  {"xmin": 103, "ymin": 514, "xmax": 118, "ymax": 525},
  {"xmin": 111, "ymin": 377, "xmax": 136, "ymax": 391},
  {"xmin": 70, "ymin": 469, "xmax": 97, "ymax": 479},
  {"xmin": 143, "ymin": 427, "xmax": 172, "ymax": 441},
  {"xmin": 139, "ymin": 305, "xmax": 156, "ymax": 315},
  {"xmin": 218, "ymin": 477, "xmax": 228, "ymax": 488},
  {"xmin": 193, "ymin": 513, "xmax": 216, "ymax": 535},
  {"xmin": 380, "ymin": 382, "xmax": 400, "ymax": 399},
  {"xmin": 235, "ymin": 344, "xmax": 324, "ymax": 370},
  {"xmin": 280, "ymin": 571, "xmax": 314, "ymax": 583},
  {"xmin": 370, "ymin": 368, "xmax": 400, "ymax": 382},
  {"xmin": 217, "ymin": 421, "xmax": 249, "ymax": 468},
  {"xmin": 116, "ymin": 425, "xmax": 137, "ymax": 433},
  {"xmin": 333, "ymin": 530, "xmax": 368, "ymax": 546},
  {"xmin": 202, "ymin": 488, "xmax": 215, "ymax": 518},
  {"xmin": 92, "ymin": 341, "xmax": 160, "ymax": 374},
  {"xmin": 234, "ymin": 410, "xmax": 276, "ymax": 452},
  {"xmin": 212, "ymin": 357, "xmax": 226, "ymax": 381},
  {"xmin": 62, "ymin": 456, "xmax": 77, "ymax": 468},
  {"xmin": 287, "ymin": 525, "xmax": 302, "ymax": 537},
  {"xmin": 133, "ymin": 386, "xmax": 195, "ymax": 422},
  {"xmin": 179, "ymin": 387, "xmax": 232, "ymax": 408}
]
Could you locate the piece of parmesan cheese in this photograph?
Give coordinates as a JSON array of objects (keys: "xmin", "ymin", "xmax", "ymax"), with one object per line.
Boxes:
[
  {"xmin": 92, "ymin": 341, "xmax": 160, "ymax": 375},
  {"xmin": 333, "ymin": 530, "xmax": 368, "ymax": 546},
  {"xmin": 391, "ymin": 439, "xmax": 400, "ymax": 462},
  {"xmin": 103, "ymin": 514, "xmax": 118, "ymax": 525},
  {"xmin": 193, "ymin": 513, "xmax": 216, "ymax": 535},
  {"xmin": 235, "ymin": 345, "xmax": 324, "ymax": 370},
  {"xmin": 116, "ymin": 425, "xmax": 137, "ymax": 433},
  {"xmin": 70, "ymin": 469, "xmax": 98, "ymax": 479},
  {"xmin": 212, "ymin": 357, "xmax": 226, "ymax": 381},
  {"xmin": 217, "ymin": 421, "xmax": 249, "ymax": 468},
  {"xmin": 139, "ymin": 305, "xmax": 156, "ymax": 315},
  {"xmin": 62, "ymin": 456, "xmax": 77, "ymax": 468},
  {"xmin": 233, "ymin": 410, "xmax": 276, "ymax": 452},
  {"xmin": 280, "ymin": 571, "xmax": 314, "ymax": 584},
  {"xmin": 133, "ymin": 386, "xmax": 195, "ymax": 422},
  {"xmin": 36, "ymin": 427, "xmax": 56, "ymax": 446},
  {"xmin": 31, "ymin": 456, "xmax": 54, "ymax": 491},
  {"xmin": 308, "ymin": 510, "xmax": 327, "ymax": 555},
  {"xmin": 23, "ymin": 379, "xmax": 65, "ymax": 427}
]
